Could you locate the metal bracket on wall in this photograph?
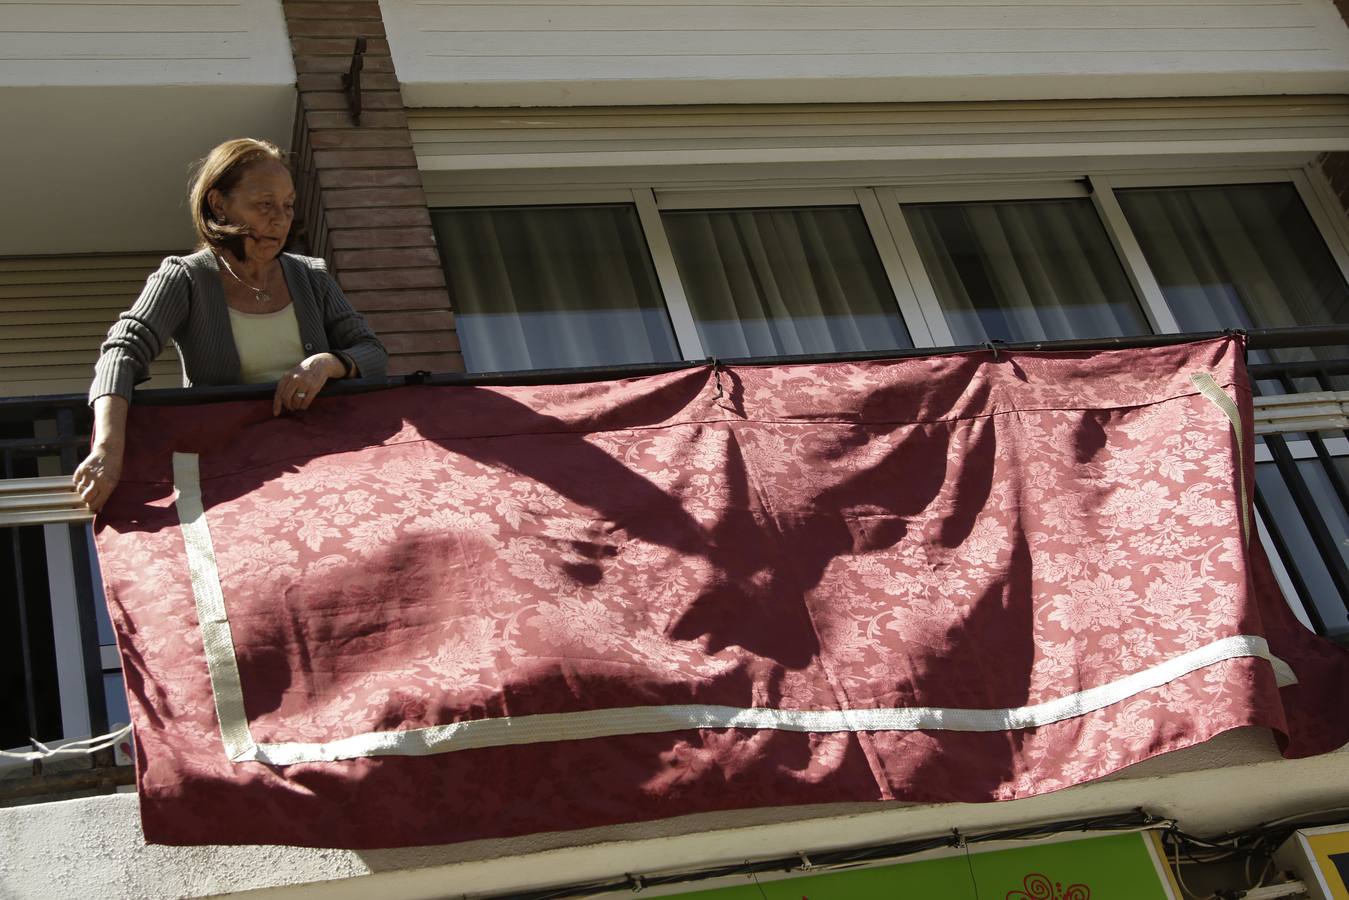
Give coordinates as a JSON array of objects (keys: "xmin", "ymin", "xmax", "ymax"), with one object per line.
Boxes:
[{"xmin": 341, "ymin": 37, "xmax": 367, "ymax": 126}]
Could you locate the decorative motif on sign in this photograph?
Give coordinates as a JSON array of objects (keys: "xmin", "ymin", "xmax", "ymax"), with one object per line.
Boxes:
[{"xmin": 1006, "ymin": 873, "xmax": 1091, "ymax": 900}]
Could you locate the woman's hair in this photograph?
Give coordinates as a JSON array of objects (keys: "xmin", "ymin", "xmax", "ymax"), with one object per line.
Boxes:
[{"xmin": 187, "ymin": 138, "xmax": 289, "ymax": 254}]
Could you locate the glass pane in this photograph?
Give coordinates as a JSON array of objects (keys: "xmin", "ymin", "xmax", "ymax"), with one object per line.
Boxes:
[
  {"xmin": 431, "ymin": 205, "xmax": 680, "ymax": 373},
  {"xmin": 1117, "ymin": 183, "xmax": 1349, "ymax": 375},
  {"xmin": 1256, "ymin": 458, "xmax": 1349, "ymax": 636},
  {"xmin": 904, "ymin": 198, "xmax": 1149, "ymax": 343},
  {"xmin": 662, "ymin": 206, "xmax": 911, "ymax": 358}
]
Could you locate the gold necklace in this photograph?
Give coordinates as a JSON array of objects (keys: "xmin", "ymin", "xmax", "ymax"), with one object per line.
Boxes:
[{"xmin": 216, "ymin": 252, "xmax": 272, "ymax": 305}]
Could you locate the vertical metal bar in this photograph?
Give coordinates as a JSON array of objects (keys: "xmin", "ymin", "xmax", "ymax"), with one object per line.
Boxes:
[
  {"xmin": 56, "ymin": 408, "xmax": 110, "ymax": 747},
  {"xmin": 874, "ymin": 187, "xmax": 958, "ymax": 347},
  {"xmin": 4, "ymin": 450, "xmax": 43, "ymax": 775},
  {"xmin": 631, "ymin": 187, "xmax": 706, "ymax": 360},
  {"xmin": 1285, "ymin": 374, "xmax": 1349, "ymax": 516},
  {"xmin": 854, "ymin": 187, "xmax": 939, "ymax": 347},
  {"xmin": 1263, "ymin": 432, "xmax": 1349, "ymax": 618},
  {"xmin": 1254, "ymin": 491, "xmax": 1328, "ymax": 635},
  {"xmin": 1087, "ymin": 175, "xmax": 1182, "ymax": 336}
]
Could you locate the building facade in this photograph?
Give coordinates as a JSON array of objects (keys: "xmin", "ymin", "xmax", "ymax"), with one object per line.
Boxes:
[{"xmin": 2, "ymin": 1, "xmax": 1349, "ymax": 896}]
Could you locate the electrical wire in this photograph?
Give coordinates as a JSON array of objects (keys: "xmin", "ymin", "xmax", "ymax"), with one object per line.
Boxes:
[
  {"xmin": 960, "ymin": 835, "xmax": 981, "ymax": 900},
  {"xmin": 500, "ymin": 810, "xmax": 1159, "ymax": 900},
  {"xmin": 0, "ymin": 724, "xmax": 131, "ymax": 761},
  {"xmin": 1161, "ymin": 807, "xmax": 1349, "ymax": 899},
  {"xmin": 1172, "ymin": 834, "xmax": 1202, "ymax": 900}
]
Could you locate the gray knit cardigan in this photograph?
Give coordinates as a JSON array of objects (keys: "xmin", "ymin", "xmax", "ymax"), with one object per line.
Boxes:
[{"xmin": 90, "ymin": 248, "xmax": 388, "ymax": 403}]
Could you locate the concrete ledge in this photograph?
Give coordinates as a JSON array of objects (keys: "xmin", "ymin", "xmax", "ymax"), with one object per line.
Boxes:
[{"xmin": 2, "ymin": 728, "xmax": 1347, "ymax": 899}]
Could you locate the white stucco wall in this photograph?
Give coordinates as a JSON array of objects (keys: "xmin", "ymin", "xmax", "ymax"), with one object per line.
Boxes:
[
  {"xmin": 0, "ymin": 0, "xmax": 297, "ymax": 256},
  {"xmin": 382, "ymin": 0, "xmax": 1349, "ymax": 108},
  {"xmin": 2, "ymin": 729, "xmax": 1347, "ymax": 900}
]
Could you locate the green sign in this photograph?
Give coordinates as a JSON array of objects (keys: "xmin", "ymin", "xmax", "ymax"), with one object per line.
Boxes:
[{"xmin": 671, "ymin": 831, "xmax": 1177, "ymax": 900}]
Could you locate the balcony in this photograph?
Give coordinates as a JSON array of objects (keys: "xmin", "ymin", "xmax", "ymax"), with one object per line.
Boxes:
[{"xmin": 2, "ymin": 326, "xmax": 1348, "ymax": 897}]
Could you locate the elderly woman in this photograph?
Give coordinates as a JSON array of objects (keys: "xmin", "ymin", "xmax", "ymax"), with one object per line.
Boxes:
[{"xmin": 75, "ymin": 137, "xmax": 388, "ymax": 511}]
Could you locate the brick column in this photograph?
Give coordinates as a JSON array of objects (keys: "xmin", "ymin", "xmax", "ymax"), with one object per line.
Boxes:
[{"xmin": 282, "ymin": 0, "xmax": 462, "ymax": 376}]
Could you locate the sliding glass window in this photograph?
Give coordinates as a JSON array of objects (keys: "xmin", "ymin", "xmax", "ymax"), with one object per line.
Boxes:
[
  {"xmin": 904, "ymin": 198, "xmax": 1150, "ymax": 344},
  {"xmin": 431, "ymin": 205, "xmax": 680, "ymax": 373},
  {"xmin": 1116, "ymin": 182, "xmax": 1349, "ymax": 378},
  {"xmin": 661, "ymin": 206, "xmax": 912, "ymax": 358}
]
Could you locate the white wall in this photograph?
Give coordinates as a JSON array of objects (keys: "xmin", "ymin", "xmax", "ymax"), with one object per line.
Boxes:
[
  {"xmin": 0, "ymin": 84, "xmax": 296, "ymax": 256},
  {"xmin": 0, "ymin": 0, "xmax": 293, "ymax": 87},
  {"xmin": 0, "ymin": 0, "xmax": 296, "ymax": 256},
  {"xmin": 383, "ymin": 0, "xmax": 1349, "ymax": 108}
]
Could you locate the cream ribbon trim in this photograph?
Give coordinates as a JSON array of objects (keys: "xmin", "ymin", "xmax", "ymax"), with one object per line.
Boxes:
[
  {"xmin": 173, "ymin": 452, "xmax": 257, "ymax": 761},
  {"xmin": 1190, "ymin": 371, "xmax": 1251, "ymax": 544}
]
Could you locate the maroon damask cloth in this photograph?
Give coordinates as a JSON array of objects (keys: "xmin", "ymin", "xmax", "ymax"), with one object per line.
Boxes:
[{"xmin": 95, "ymin": 337, "xmax": 1349, "ymax": 848}]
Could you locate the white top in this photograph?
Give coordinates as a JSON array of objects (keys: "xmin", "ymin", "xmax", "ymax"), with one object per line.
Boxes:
[{"xmin": 227, "ymin": 303, "xmax": 305, "ymax": 384}]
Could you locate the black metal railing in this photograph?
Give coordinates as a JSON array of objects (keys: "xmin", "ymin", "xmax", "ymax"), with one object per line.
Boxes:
[
  {"xmin": 1248, "ymin": 348, "xmax": 1349, "ymax": 638},
  {"xmin": 2, "ymin": 325, "xmax": 1346, "ymax": 799},
  {"xmin": 0, "ymin": 395, "xmax": 121, "ymax": 795}
]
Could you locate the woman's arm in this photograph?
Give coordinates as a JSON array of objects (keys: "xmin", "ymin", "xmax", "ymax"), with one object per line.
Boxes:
[
  {"xmin": 89, "ymin": 257, "xmax": 191, "ymax": 405},
  {"xmin": 74, "ymin": 394, "xmax": 129, "ymax": 511},
  {"xmin": 79, "ymin": 257, "xmax": 190, "ymax": 510},
  {"xmin": 270, "ymin": 257, "xmax": 388, "ymax": 415},
  {"xmin": 273, "ymin": 352, "xmax": 345, "ymax": 415}
]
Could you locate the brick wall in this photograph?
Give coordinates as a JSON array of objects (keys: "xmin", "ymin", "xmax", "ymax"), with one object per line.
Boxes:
[{"xmin": 282, "ymin": 0, "xmax": 462, "ymax": 376}]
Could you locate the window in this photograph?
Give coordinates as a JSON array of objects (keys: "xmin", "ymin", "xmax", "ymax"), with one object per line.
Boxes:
[
  {"xmin": 662, "ymin": 206, "xmax": 911, "ymax": 357},
  {"xmin": 904, "ymin": 198, "xmax": 1149, "ymax": 344},
  {"xmin": 1117, "ymin": 183, "xmax": 1349, "ymax": 337},
  {"xmin": 431, "ymin": 205, "xmax": 680, "ymax": 373}
]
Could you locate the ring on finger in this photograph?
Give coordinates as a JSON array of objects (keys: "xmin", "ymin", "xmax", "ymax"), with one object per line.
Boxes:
[{"xmin": 295, "ymin": 390, "xmax": 308, "ymax": 399}]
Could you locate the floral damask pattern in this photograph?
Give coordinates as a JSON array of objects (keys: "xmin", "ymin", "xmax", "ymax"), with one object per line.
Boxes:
[{"xmin": 93, "ymin": 337, "xmax": 1349, "ymax": 848}]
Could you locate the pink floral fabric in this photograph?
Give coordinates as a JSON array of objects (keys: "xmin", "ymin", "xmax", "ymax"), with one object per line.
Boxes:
[{"xmin": 94, "ymin": 337, "xmax": 1349, "ymax": 848}]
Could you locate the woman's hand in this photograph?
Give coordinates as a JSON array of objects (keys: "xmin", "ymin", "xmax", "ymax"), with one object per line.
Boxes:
[
  {"xmin": 274, "ymin": 353, "xmax": 345, "ymax": 416},
  {"xmin": 76, "ymin": 394, "xmax": 130, "ymax": 513},
  {"xmin": 74, "ymin": 441, "xmax": 124, "ymax": 513}
]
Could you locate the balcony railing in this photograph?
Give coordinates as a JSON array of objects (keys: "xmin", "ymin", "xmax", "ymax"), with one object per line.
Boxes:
[{"xmin": 3, "ymin": 325, "xmax": 1347, "ymax": 802}]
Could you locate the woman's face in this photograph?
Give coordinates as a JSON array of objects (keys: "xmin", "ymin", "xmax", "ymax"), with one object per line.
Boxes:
[{"xmin": 208, "ymin": 161, "xmax": 296, "ymax": 262}]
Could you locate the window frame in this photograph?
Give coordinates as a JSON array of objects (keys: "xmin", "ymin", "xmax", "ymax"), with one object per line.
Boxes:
[{"xmin": 428, "ymin": 163, "xmax": 1349, "ymax": 360}]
